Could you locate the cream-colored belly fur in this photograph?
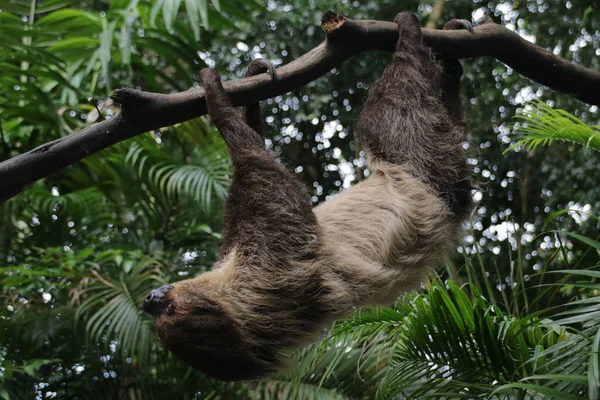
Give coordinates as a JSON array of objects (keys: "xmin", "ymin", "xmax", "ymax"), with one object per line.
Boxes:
[{"xmin": 313, "ymin": 163, "xmax": 458, "ymax": 306}]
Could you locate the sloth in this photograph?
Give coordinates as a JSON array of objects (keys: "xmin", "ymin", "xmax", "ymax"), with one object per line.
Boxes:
[{"xmin": 143, "ymin": 12, "xmax": 473, "ymax": 381}]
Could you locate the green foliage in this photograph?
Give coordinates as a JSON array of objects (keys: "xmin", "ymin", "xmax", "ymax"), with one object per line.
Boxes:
[
  {"xmin": 75, "ymin": 253, "xmax": 167, "ymax": 368},
  {"xmin": 125, "ymin": 121, "xmax": 230, "ymax": 214},
  {"xmin": 507, "ymin": 100, "xmax": 600, "ymax": 153}
]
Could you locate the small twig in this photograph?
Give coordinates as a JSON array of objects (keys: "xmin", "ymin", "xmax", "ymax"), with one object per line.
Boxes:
[
  {"xmin": 90, "ymin": 269, "xmax": 116, "ymax": 288},
  {"xmin": 88, "ymin": 97, "xmax": 105, "ymax": 122},
  {"xmin": 0, "ymin": 11, "xmax": 598, "ymax": 204}
]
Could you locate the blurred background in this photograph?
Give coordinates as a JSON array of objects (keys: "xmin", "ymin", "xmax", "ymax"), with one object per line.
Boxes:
[{"xmin": 0, "ymin": 0, "xmax": 599, "ymax": 398}]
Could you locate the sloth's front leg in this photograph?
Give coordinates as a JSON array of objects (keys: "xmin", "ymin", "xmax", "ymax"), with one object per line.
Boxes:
[
  {"xmin": 199, "ymin": 68, "xmax": 265, "ymax": 162},
  {"xmin": 199, "ymin": 68, "xmax": 318, "ymax": 263}
]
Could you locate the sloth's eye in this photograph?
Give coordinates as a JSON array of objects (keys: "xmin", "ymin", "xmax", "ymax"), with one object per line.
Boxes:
[{"xmin": 166, "ymin": 302, "xmax": 174, "ymax": 314}]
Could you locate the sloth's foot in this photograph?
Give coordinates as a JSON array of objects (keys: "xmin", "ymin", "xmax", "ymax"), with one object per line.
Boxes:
[
  {"xmin": 437, "ymin": 18, "xmax": 472, "ymax": 78},
  {"xmin": 245, "ymin": 58, "xmax": 277, "ymax": 81},
  {"xmin": 444, "ymin": 19, "xmax": 473, "ymax": 32},
  {"xmin": 199, "ymin": 68, "xmax": 224, "ymax": 97},
  {"xmin": 394, "ymin": 11, "xmax": 422, "ymax": 47}
]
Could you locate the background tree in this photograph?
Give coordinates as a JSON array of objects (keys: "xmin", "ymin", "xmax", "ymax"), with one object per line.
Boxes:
[{"xmin": 0, "ymin": 0, "xmax": 599, "ymax": 399}]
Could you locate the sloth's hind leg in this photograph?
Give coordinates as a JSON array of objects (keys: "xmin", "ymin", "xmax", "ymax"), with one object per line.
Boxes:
[
  {"xmin": 432, "ymin": 19, "xmax": 474, "ymax": 217},
  {"xmin": 356, "ymin": 12, "xmax": 443, "ymax": 170},
  {"xmin": 356, "ymin": 13, "xmax": 441, "ymax": 174},
  {"xmin": 242, "ymin": 59, "xmax": 276, "ymax": 137},
  {"xmin": 434, "ymin": 19, "xmax": 472, "ymax": 126},
  {"xmin": 356, "ymin": 12, "xmax": 469, "ymax": 216}
]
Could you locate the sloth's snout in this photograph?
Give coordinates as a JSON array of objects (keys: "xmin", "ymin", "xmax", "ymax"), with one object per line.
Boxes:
[{"xmin": 143, "ymin": 285, "xmax": 173, "ymax": 315}]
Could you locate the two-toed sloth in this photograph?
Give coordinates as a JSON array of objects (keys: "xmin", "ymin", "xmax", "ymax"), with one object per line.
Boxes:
[{"xmin": 144, "ymin": 12, "xmax": 473, "ymax": 381}]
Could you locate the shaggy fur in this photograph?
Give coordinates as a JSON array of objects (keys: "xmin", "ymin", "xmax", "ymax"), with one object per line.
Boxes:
[{"xmin": 144, "ymin": 12, "xmax": 473, "ymax": 381}]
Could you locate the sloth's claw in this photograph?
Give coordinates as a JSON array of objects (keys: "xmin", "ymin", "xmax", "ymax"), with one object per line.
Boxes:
[
  {"xmin": 444, "ymin": 18, "xmax": 473, "ymax": 33},
  {"xmin": 246, "ymin": 58, "xmax": 277, "ymax": 81}
]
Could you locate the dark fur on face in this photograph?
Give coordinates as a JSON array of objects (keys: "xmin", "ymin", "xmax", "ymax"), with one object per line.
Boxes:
[
  {"xmin": 151, "ymin": 278, "xmax": 275, "ymax": 381},
  {"xmin": 145, "ymin": 13, "xmax": 473, "ymax": 381}
]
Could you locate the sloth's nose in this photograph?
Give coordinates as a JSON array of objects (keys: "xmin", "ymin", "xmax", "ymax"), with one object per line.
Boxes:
[{"xmin": 143, "ymin": 285, "xmax": 173, "ymax": 315}]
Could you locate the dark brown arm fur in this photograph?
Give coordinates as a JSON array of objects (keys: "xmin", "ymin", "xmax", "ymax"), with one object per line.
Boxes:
[{"xmin": 198, "ymin": 68, "xmax": 318, "ymax": 265}]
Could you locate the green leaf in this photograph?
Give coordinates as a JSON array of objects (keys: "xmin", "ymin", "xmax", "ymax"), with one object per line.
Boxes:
[
  {"xmin": 550, "ymin": 269, "xmax": 600, "ymax": 279},
  {"xmin": 34, "ymin": 0, "xmax": 73, "ymax": 14},
  {"xmin": 506, "ymin": 100, "xmax": 600, "ymax": 153},
  {"xmin": 119, "ymin": 5, "xmax": 139, "ymax": 65},
  {"xmin": 37, "ymin": 8, "xmax": 101, "ymax": 27},
  {"xmin": 160, "ymin": 0, "xmax": 183, "ymax": 33},
  {"xmin": 99, "ymin": 20, "xmax": 116, "ymax": 91},
  {"xmin": 22, "ymin": 359, "xmax": 60, "ymax": 377},
  {"xmin": 589, "ymin": 328, "xmax": 600, "ymax": 400},
  {"xmin": 183, "ymin": 0, "xmax": 204, "ymax": 40},
  {"xmin": 210, "ymin": 0, "xmax": 220, "ymax": 12},
  {"xmin": 562, "ymin": 232, "xmax": 600, "ymax": 251},
  {"xmin": 521, "ymin": 374, "xmax": 588, "ymax": 384},
  {"xmin": 492, "ymin": 382, "xmax": 584, "ymax": 400},
  {"xmin": 46, "ymin": 37, "xmax": 100, "ymax": 53}
]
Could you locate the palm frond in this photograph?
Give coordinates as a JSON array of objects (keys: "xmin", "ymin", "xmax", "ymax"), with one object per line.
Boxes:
[
  {"xmin": 125, "ymin": 129, "xmax": 230, "ymax": 214},
  {"xmin": 377, "ymin": 282, "xmax": 551, "ymax": 399},
  {"xmin": 2, "ymin": 305, "xmax": 75, "ymax": 354},
  {"xmin": 251, "ymin": 379, "xmax": 349, "ymax": 400},
  {"xmin": 506, "ymin": 100, "xmax": 600, "ymax": 153},
  {"xmin": 247, "ymin": 281, "xmax": 567, "ymax": 399},
  {"xmin": 75, "ymin": 255, "xmax": 168, "ymax": 367},
  {"xmin": 520, "ymin": 267, "xmax": 600, "ymax": 399},
  {"xmin": 24, "ymin": 185, "xmax": 111, "ymax": 225},
  {"xmin": 290, "ymin": 281, "xmax": 568, "ymax": 400}
]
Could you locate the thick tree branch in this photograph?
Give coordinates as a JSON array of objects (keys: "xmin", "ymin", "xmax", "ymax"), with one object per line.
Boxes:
[{"xmin": 1, "ymin": 12, "xmax": 599, "ymax": 203}]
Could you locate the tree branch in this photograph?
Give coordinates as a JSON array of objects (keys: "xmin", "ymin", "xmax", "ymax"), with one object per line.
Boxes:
[{"xmin": 1, "ymin": 11, "xmax": 598, "ymax": 203}]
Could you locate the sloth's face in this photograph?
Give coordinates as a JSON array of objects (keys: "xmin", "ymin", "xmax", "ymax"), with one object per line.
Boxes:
[{"xmin": 143, "ymin": 277, "xmax": 264, "ymax": 381}]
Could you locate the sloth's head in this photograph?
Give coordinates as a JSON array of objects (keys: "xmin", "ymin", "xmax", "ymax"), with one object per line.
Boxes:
[{"xmin": 143, "ymin": 276, "xmax": 270, "ymax": 381}]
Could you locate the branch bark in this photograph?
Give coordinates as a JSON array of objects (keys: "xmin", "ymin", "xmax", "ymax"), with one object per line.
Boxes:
[{"xmin": 1, "ymin": 11, "xmax": 599, "ymax": 203}]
